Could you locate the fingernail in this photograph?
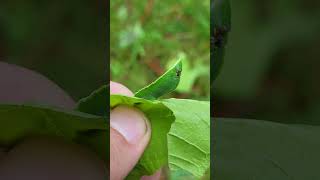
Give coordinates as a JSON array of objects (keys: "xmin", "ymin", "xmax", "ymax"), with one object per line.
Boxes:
[{"xmin": 110, "ymin": 106, "xmax": 149, "ymax": 144}]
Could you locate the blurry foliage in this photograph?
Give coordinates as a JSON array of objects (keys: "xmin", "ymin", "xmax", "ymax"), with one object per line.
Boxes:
[
  {"xmin": 0, "ymin": 1, "xmax": 107, "ymax": 100},
  {"xmin": 111, "ymin": 0, "xmax": 210, "ymax": 100},
  {"xmin": 213, "ymin": 0, "xmax": 320, "ymax": 124}
]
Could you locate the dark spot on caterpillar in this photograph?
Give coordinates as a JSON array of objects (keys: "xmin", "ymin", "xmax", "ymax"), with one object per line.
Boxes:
[{"xmin": 176, "ymin": 70, "xmax": 181, "ymax": 77}]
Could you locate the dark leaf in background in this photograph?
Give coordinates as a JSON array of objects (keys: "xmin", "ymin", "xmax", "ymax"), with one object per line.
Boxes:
[
  {"xmin": 214, "ymin": 118, "xmax": 320, "ymax": 180},
  {"xmin": 211, "ymin": 0, "xmax": 231, "ymax": 83},
  {"xmin": 213, "ymin": 1, "xmax": 320, "ymax": 179},
  {"xmin": 213, "ymin": 0, "xmax": 320, "ymax": 129}
]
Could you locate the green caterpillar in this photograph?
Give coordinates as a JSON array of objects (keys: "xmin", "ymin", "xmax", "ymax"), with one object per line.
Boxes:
[{"xmin": 135, "ymin": 59, "xmax": 182, "ymax": 100}]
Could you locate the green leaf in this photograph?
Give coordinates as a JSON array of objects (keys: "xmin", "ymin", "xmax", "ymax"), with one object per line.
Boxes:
[
  {"xmin": 77, "ymin": 85, "xmax": 108, "ymax": 117},
  {"xmin": 110, "ymin": 95, "xmax": 175, "ymax": 179},
  {"xmin": 170, "ymin": 169, "xmax": 195, "ymax": 180},
  {"xmin": 110, "ymin": 95, "xmax": 210, "ymax": 179},
  {"xmin": 163, "ymin": 99, "xmax": 210, "ymax": 179},
  {"xmin": 214, "ymin": 118, "xmax": 320, "ymax": 179},
  {"xmin": 0, "ymin": 104, "xmax": 108, "ymax": 162}
]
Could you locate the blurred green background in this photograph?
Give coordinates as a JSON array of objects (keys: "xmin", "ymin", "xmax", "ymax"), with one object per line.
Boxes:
[
  {"xmin": 111, "ymin": 0, "xmax": 210, "ymax": 101},
  {"xmin": 0, "ymin": 1, "xmax": 107, "ymax": 100},
  {"xmin": 214, "ymin": 0, "xmax": 320, "ymax": 125}
]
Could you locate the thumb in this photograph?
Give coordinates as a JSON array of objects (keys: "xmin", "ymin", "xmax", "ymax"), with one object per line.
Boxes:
[{"xmin": 110, "ymin": 82, "xmax": 151, "ymax": 180}]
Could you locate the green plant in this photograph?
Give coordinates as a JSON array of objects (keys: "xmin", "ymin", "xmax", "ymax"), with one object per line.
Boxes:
[
  {"xmin": 213, "ymin": 0, "xmax": 320, "ymax": 179},
  {"xmin": 111, "ymin": 60, "xmax": 210, "ymax": 179}
]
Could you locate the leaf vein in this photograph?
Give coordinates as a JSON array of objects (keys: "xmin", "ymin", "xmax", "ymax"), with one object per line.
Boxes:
[
  {"xmin": 41, "ymin": 110, "xmax": 65, "ymax": 137},
  {"xmin": 168, "ymin": 132, "xmax": 208, "ymax": 155},
  {"xmin": 169, "ymin": 154, "xmax": 201, "ymax": 169},
  {"xmin": 195, "ymin": 113, "xmax": 210, "ymax": 127}
]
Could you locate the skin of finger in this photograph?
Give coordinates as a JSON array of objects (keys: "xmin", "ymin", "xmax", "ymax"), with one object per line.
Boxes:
[
  {"xmin": 110, "ymin": 81, "xmax": 134, "ymax": 96},
  {"xmin": 110, "ymin": 126, "xmax": 151, "ymax": 179},
  {"xmin": 110, "ymin": 81, "xmax": 151, "ymax": 179},
  {"xmin": 110, "ymin": 81, "xmax": 162, "ymax": 180},
  {"xmin": 0, "ymin": 148, "xmax": 5, "ymax": 160},
  {"xmin": 0, "ymin": 137, "xmax": 107, "ymax": 180},
  {"xmin": 0, "ymin": 62, "xmax": 75, "ymax": 109},
  {"xmin": 0, "ymin": 62, "xmax": 77, "ymax": 154}
]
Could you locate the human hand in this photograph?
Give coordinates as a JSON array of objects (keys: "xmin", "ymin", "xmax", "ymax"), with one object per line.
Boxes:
[
  {"xmin": 110, "ymin": 81, "xmax": 161, "ymax": 180},
  {"xmin": 0, "ymin": 62, "xmax": 107, "ymax": 180}
]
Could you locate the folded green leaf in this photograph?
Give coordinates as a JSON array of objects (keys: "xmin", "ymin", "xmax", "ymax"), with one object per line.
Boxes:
[
  {"xmin": 0, "ymin": 105, "xmax": 108, "ymax": 162},
  {"xmin": 110, "ymin": 59, "xmax": 209, "ymax": 179},
  {"xmin": 214, "ymin": 118, "xmax": 320, "ymax": 179},
  {"xmin": 110, "ymin": 95, "xmax": 175, "ymax": 179},
  {"xmin": 110, "ymin": 95, "xmax": 210, "ymax": 179},
  {"xmin": 77, "ymin": 85, "xmax": 108, "ymax": 117}
]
